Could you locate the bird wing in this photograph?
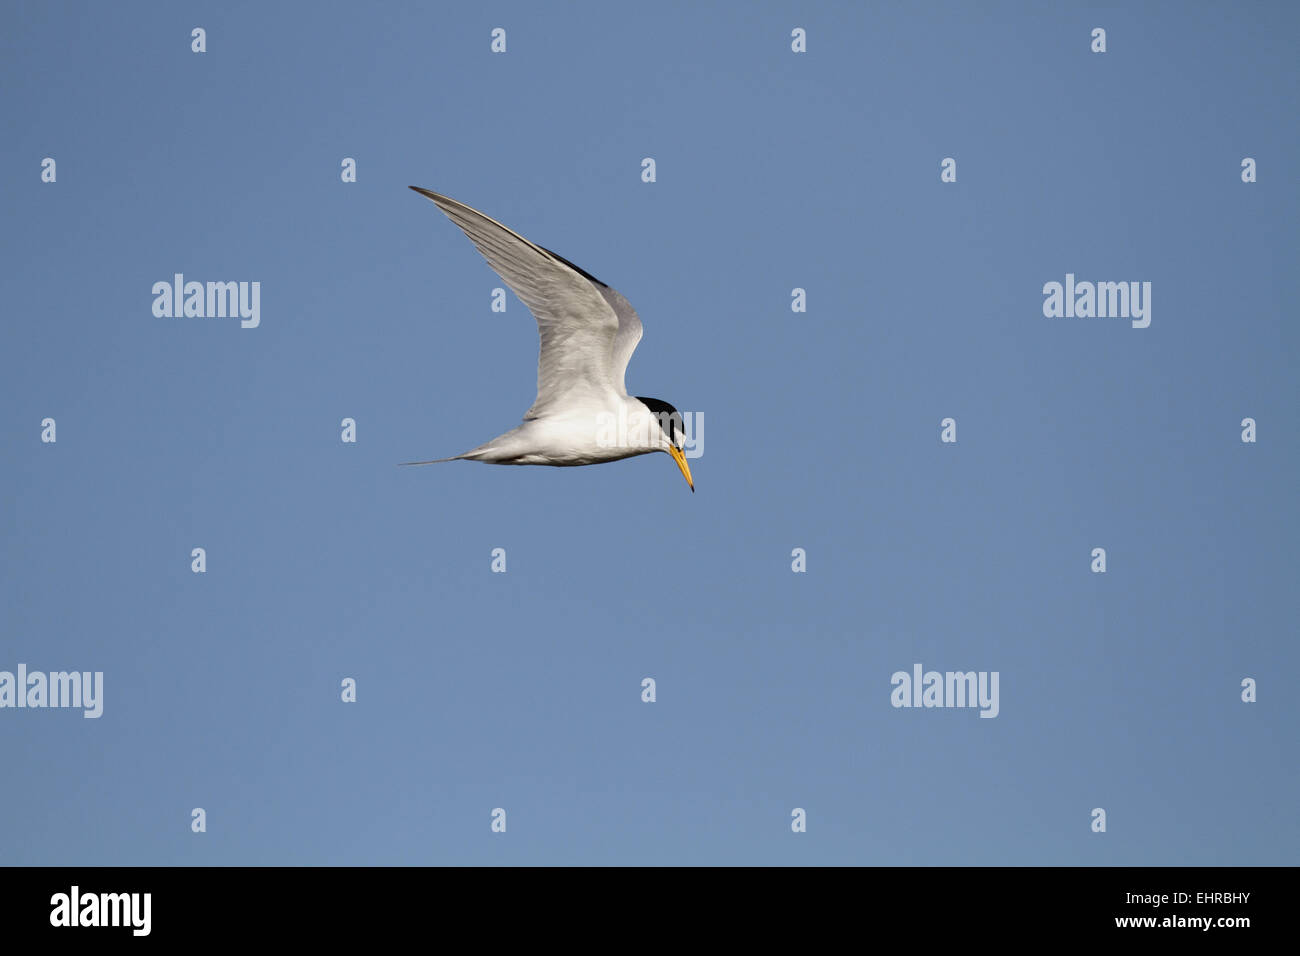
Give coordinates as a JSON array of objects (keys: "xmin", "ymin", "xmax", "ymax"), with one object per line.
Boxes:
[
  {"xmin": 411, "ymin": 187, "xmax": 632, "ymax": 417},
  {"xmin": 596, "ymin": 285, "xmax": 643, "ymax": 398}
]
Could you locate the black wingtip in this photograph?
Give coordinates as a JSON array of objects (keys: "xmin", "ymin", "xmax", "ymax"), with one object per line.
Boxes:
[{"xmin": 537, "ymin": 243, "xmax": 608, "ymax": 288}]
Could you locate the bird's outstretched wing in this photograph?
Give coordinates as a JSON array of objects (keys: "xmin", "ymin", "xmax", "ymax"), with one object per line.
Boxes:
[
  {"xmin": 597, "ymin": 285, "xmax": 643, "ymax": 398},
  {"xmin": 410, "ymin": 187, "xmax": 641, "ymax": 416}
]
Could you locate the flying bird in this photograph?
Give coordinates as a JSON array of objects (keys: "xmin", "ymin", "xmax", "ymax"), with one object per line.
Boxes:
[{"xmin": 402, "ymin": 187, "xmax": 694, "ymax": 491}]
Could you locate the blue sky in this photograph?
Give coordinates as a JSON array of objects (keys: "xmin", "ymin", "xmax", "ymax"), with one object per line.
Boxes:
[{"xmin": 2, "ymin": 0, "xmax": 1296, "ymax": 865}]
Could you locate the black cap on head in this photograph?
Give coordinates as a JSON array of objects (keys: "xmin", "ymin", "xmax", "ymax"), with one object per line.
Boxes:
[{"xmin": 637, "ymin": 397, "xmax": 684, "ymax": 449}]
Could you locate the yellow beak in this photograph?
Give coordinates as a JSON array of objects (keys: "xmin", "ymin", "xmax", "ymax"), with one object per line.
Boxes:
[{"xmin": 668, "ymin": 445, "xmax": 695, "ymax": 492}]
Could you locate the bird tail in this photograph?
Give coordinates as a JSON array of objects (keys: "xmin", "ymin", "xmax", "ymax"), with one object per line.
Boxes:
[
  {"xmin": 397, "ymin": 455, "xmax": 465, "ymax": 466},
  {"xmin": 400, "ymin": 437, "xmax": 505, "ymax": 466}
]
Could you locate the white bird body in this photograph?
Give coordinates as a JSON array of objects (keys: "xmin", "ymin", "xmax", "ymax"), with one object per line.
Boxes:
[
  {"xmin": 404, "ymin": 187, "xmax": 695, "ymax": 491},
  {"xmin": 460, "ymin": 397, "xmax": 667, "ymax": 467}
]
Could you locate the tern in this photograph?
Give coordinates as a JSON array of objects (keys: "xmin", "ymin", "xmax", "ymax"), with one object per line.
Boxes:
[{"xmin": 401, "ymin": 187, "xmax": 694, "ymax": 491}]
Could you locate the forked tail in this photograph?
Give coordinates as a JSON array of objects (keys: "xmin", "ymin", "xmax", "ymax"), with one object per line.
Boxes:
[{"xmin": 397, "ymin": 455, "xmax": 465, "ymax": 466}]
